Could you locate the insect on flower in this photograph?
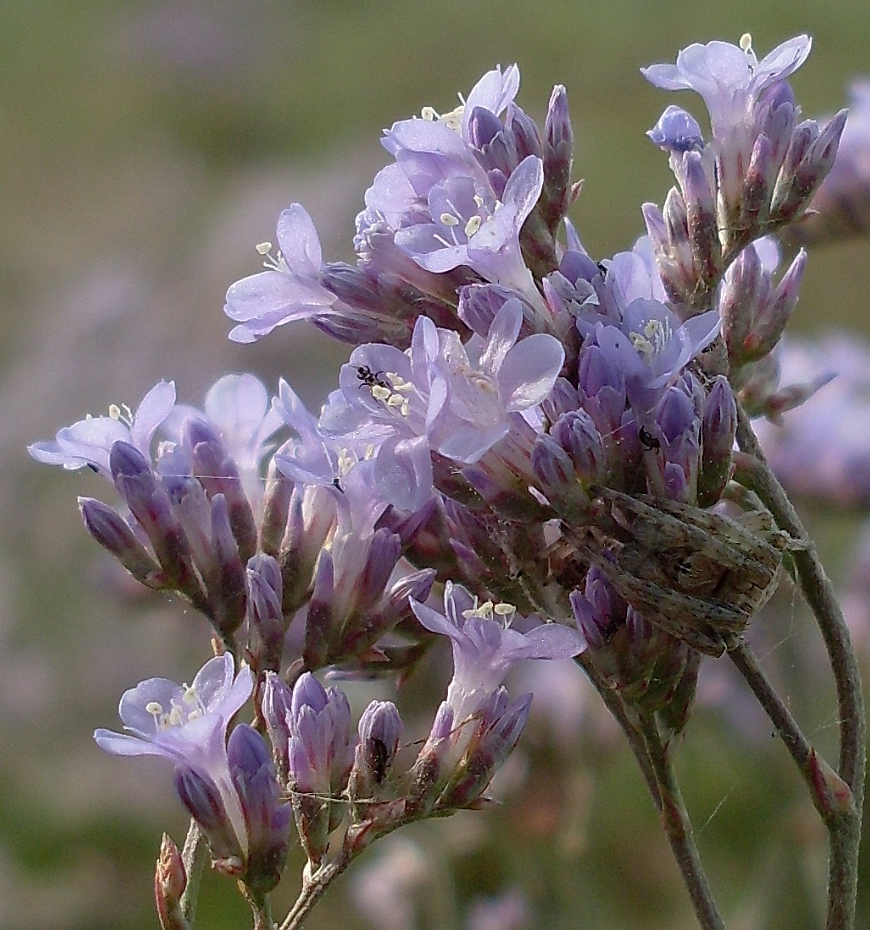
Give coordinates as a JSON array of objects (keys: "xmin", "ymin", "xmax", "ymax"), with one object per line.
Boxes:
[
  {"xmin": 638, "ymin": 426, "xmax": 661, "ymax": 451},
  {"xmin": 355, "ymin": 365, "xmax": 390, "ymax": 391}
]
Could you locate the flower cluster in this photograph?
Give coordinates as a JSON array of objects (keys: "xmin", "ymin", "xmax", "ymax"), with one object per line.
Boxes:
[{"xmin": 29, "ymin": 33, "xmax": 855, "ymax": 928}]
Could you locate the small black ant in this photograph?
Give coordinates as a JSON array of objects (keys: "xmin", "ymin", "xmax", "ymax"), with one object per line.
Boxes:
[
  {"xmin": 638, "ymin": 426, "xmax": 661, "ymax": 451},
  {"xmin": 368, "ymin": 736, "xmax": 390, "ymax": 784},
  {"xmin": 355, "ymin": 365, "xmax": 390, "ymax": 391}
]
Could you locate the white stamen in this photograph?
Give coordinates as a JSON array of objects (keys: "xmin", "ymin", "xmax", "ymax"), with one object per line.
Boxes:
[
  {"xmin": 255, "ymin": 241, "xmax": 272, "ymax": 255},
  {"xmin": 739, "ymin": 33, "xmax": 758, "ymax": 68},
  {"xmin": 440, "ymin": 213, "xmax": 460, "ymax": 227},
  {"xmin": 337, "ymin": 448, "xmax": 356, "ymax": 477}
]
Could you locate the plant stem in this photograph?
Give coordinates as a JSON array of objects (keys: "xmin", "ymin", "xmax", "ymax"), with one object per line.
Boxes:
[
  {"xmin": 575, "ymin": 655, "xmax": 662, "ymax": 811},
  {"xmin": 278, "ymin": 856, "xmax": 350, "ymax": 930},
  {"xmin": 734, "ymin": 408, "xmax": 865, "ymax": 930},
  {"xmin": 637, "ymin": 714, "xmax": 727, "ymax": 930},
  {"xmin": 729, "ymin": 643, "xmax": 855, "ymax": 820}
]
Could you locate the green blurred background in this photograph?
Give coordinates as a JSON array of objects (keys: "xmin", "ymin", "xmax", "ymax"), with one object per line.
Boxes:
[{"xmin": 3, "ymin": 2, "xmax": 870, "ymax": 928}]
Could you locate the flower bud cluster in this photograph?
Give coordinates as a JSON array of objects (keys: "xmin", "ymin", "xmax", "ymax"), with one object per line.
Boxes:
[
  {"xmin": 259, "ymin": 585, "xmax": 583, "ymax": 866},
  {"xmin": 642, "ymin": 35, "xmax": 845, "ymax": 306},
  {"xmin": 571, "ymin": 566, "xmax": 699, "ymax": 737}
]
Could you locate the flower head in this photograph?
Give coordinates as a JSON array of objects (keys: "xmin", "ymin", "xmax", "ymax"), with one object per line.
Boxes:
[
  {"xmin": 641, "ymin": 35, "xmax": 811, "ymax": 139},
  {"xmin": 95, "ymin": 654, "xmax": 255, "ymax": 861},
  {"xmin": 410, "ymin": 581, "xmax": 585, "ymax": 722},
  {"xmin": 28, "ymin": 380, "xmax": 176, "ymax": 478},
  {"xmin": 94, "ymin": 653, "xmax": 253, "ymax": 771}
]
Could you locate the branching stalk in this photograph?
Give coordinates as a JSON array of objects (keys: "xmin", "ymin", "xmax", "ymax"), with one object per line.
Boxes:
[
  {"xmin": 734, "ymin": 407, "xmax": 865, "ymax": 930},
  {"xmin": 278, "ymin": 856, "xmax": 350, "ymax": 930}
]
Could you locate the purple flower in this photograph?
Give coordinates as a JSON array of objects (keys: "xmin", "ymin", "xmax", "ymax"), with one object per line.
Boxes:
[
  {"xmin": 754, "ymin": 334, "xmax": 870, "ymax": 505},
  {"xmin": 166, "ymin": 374, "xmax": 284, "ymax": 512},
  {"xmin": 642, "ymin": 34, "xmax": 844, "ymax": 253},
  {"xmin": 581, "ymin": 299, "xmax": 720, "ymax": 413},
  {"xmin": 641, "ymin": 35, "xmax": 811, "ymax": 140},
  {"xmin": 94, "ymin": 653, "xmax": 252, "ymax": 769},
  {"xmin": 429, "ymin": 298, "xmax": 564, "ymax": 463},
  {"xmin": 94, "ymin": 654, "xmax": 254, "ymax": 854},
  {"xmin": 410, "ymin": 581, "xmax": 585, "ymax": 722},
  {"xmin": 273, "ymin": 378, "xmax": 348, "ymax": 488},
  {"xmin": 320, "ymin": 302, "xmax": 563, "ymax": 510},
  {"xmin": 647, "ymin": 105, "xmax": 704, "ymax": 153},
  {"xmin": 393, "ymin": 155, "xmax": 544, "ymax": 296},
  {"xmin": 28, "ymin": 380, "xmax": 176, "ymax": 478},
  {"xmin": 224, "ymin": 204, "xmax": 334, "ymax": 343}
]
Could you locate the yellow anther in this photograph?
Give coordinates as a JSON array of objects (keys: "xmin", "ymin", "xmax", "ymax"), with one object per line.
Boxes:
[
  {"xmin": 146, "ymin": 701, "xmax": 164, "ymax": 717},
  {"xmin": 255, "ymin": 242, "xmax": 273, "ymax": 255},
  {"xmin": 440, "ymin": 213, "xmax": 460, "ymax": 227},
  {"xmin": 464, "ymin": 216, "xmax": 482, "ymax": 237}
]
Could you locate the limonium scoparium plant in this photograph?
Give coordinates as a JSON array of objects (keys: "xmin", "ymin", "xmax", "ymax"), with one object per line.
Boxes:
[{"xmin": 29, "ymin": 32, "xmax": 867, "ymax": 930}]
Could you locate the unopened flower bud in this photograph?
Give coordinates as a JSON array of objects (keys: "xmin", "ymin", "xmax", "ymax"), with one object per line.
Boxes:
[
  {"xmin": 647, "ymin": 105, "xmax": 703, "ymax": 154},
  {"xmin": 772, "ymin": 111, "xmax": 847, "ymax": 225},
  {"xmin": 441, "ymin": 689, "xmax": 531, "ymax": 810},
  {"xmin": 286, "ymin": 673, "xmax": 356, "ymax": 864},
  {"xmin": 226, "ymin": 724, "xmax": 292, "ymax": 896},
  {"xmin": 173, "ymin": 766, "xmax": 244, "ymax": 864},
  {"xmin": 154, "ymin": 833, "xmax": 190, "ymax": 930},
  {"xmin": 78, "ymin": 496, "xmax": 166, "ymax": 588},
  {"xmin": 698, "ymin": 376, "xmax": 737, "ymax": 507},
  {"xmin": 185, "ymin": 419, "xmax": 257, "ymax": 563},
  {"xmin": 246, "ymin": 554, "xmax": 285, "ymax": 672},
  {"xmin": 681, "ymin": 151, "xmax": 720, "ymax": 285},
  {"xmin": 261, "ymin": 672, "xmax": 292, "ymax": 783},
  {"xmin": 542, "ymin": 84, "xmax": 574, "ymax": 229},
  {"xmin": 110, "ymin": 441, "xmax": 202, "ymax": 601},
  {"xmin": 350, "ymin": 700, "xmax": 403, "ymax": 803},
  {"xmin": 209, "ymin": 494, "xmax": 247, "ymax": 637}
]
